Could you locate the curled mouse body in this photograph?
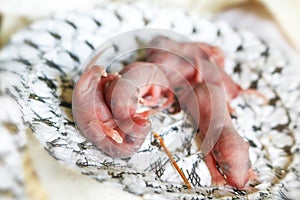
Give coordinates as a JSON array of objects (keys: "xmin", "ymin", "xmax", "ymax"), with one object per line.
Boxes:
[
  {"xmin": 147, "ymin": 36, "xmax": 241, "ymax": 100},
  {"xmin": 147, "ymin": 36, "xmax": 267, "ymax": 106},
  {"xmin": 148, "ymin": 36, "xmax": 224, "ymax": 67},
  {"xmin": 181, "ymin": 82, "xmax": 255, "ymax": 189},
  {"xmin": 108, "ymin": 61, "xmax": 174, "ymax": 110},
  {"xmin": 72, "ymin": 65, "xmax": 151, "ymax": 158},
  {"xmin": 72, "ymin": 63, "xmax": 173, "ymax": 158},
  {"xmin": 72, "ymin": 36, "xmax": 259, "ymax": 188}
]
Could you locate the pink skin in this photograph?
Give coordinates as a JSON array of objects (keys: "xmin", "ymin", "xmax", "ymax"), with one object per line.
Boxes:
[
  {"xmin": 147, "ymin": 36, "xmax": 234, "ymax": 91},
  {"xmin": 181, "ymin": 83, "xmax": 255, "ymax": 189},
  {"xmin": 104, "ymin": 62, "xmax": 173, "ymax": 122},
  {"xmin": 149, "ymin": 37, "xmax": 260, "ymax": 188},
  {"xmin": 147, "ymin": 36, "xmax": 267, "ymax": 108},
  {"xmin": 148, "ymin": 36, "xmax": 224, "ymax": 67},
  {"xmin": 147, "ymin": 51, "xmax": 198, "ymax": 88},
  {"xmin": 72, "ymin": 37, "xmax": 260, "ymax": 187},
  {"xmin": 103, "ymin": 62, "xmax": 174, "ymax": 156},
  {"xmin": 72, "ymin": 65, "xmax": 151, "ymax": 158},
  {"xmin": 115, "ymin": 62, "xmax": 174, "ymax": 109},
  {"xmin": 73, "ymin": 62, "xmax": 175, "ymax": 158}
]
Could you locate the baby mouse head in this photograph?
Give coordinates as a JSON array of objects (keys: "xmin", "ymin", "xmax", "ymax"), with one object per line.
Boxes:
[{"xmin": 213, "ymin": 128, "xmax": 252, "ymax": 189}]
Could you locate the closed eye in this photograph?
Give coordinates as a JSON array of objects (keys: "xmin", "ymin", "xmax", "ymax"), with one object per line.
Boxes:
[
  {"xmin": 213, "ymin": 149, "xmax": 221, "ymax": 158},
  {"xmin": 125, "ymin": 134, "xmax": 136, "ymax": 144},
  {"xmin": 220, "ymin": 162, "xmax": 231, "ymax": 174}
]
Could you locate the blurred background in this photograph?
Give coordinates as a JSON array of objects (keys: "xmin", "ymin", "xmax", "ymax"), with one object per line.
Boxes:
[
  {"xmin": 1, "ymin": 0, "xmax": 300, "ymax": 52},
  {"xmin": 0, "ymin": 0, "xmax": 299, "ymax": 199}
]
